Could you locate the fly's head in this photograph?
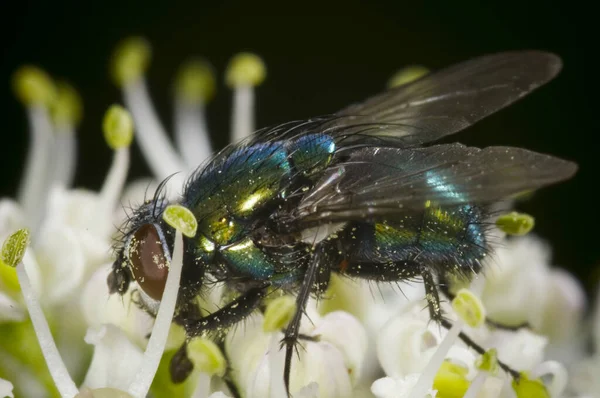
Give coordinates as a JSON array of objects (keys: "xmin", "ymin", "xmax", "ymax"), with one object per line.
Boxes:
[{"xmin": 108, "ymin": 194, "xmax": 205, "ymax": 313}]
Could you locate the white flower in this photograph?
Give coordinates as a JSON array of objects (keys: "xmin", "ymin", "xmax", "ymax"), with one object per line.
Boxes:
[
  {"xmin": 371, "ymin": 374, "xmax": 437, "ymax": 398},
  {"xmin": 1, "ymin": 38, "xmax": 592, "ymax": 398},
  {"xmin": 568, "ymin": 285, "xmax": 600, "ymax": 397},
  {"xmin": 481, "ymin": 236, "xmax": 586, "ymax": 344},
  {"xmin": 225, "ymin": 305, "xmax": 368, "ymax": 398}
]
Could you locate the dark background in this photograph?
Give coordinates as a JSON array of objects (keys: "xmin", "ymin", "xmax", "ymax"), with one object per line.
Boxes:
[{"xmin": 1, "ymin": 1, "xmax": 597, "ymax": 291}]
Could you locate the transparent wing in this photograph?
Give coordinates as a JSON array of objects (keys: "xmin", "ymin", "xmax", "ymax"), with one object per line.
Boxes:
[
  {"xmin": 254, "ymin": 51, "xmax": 562, "ymax": 147},
  {"xmin": 295, "ymin": 144, "xmax": 577, "ymax": 223}
]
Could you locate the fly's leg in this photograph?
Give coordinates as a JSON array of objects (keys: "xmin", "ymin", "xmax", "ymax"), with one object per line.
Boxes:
[
  {"xmin": 421, "ymin": 268, "xmax": 445, "ymax": 323},
  {"xmin": 421, "ymin": 270, "xmax": 521, "ymax": 380},
  {"xmin": 440, "ymin": 318, "xmax": 521, "ymax": 380},
  {"xmin": 183, "ymin": 285, "xmax": 268, "ymax": 336},
  {"xmin": 281, "ymin": 244, "xmax": 328, "ymax": 397},
  {"xmin": 169, "ymin": 285, "xmax": 268, "ymax": 383},
  {"xmin": 438, "ymin": 273, "xmax": 531, "ymax": 331}
]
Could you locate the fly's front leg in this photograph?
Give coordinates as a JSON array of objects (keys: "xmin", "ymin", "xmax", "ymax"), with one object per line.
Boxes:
[{"xmin": 170, "ymin": 285, "xmax": 268, "ymax": 383}]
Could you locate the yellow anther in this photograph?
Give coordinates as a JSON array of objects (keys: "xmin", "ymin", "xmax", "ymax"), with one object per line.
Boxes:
[
  {"xmin": 387, "ymin": 65, "xmax": 429, "ymax": 88},
  {"xmin": 433, "ymin": 360, "xmax": 470, "ymax": 398},
  {"xmin": 12, "ymin": 65, "xmax": 56, "ymax": 106},
  {"xmin": 187, "ymin": 337, "xmax": 227, "ymax": 376},
  {"xmin": 451, "ymin": 288, "xmax": 486, "ymax": 328},
  {"xmin": 103, "ymin": 104, "xmax": 134, "ymax": 150},
  {"xmin": 496, "ymin": 212, "xmax": 535, "ymax": 236},
  {"xmin": 476, "ymin": 349, "xmax": 499, "ymax": 375},
  {"xmin": 175, "ymin": 58, "xmax": 216, "ymax": 103},
  {"xmin": 263, "ymin": 295, "xmax": 297, "ymax": 332},
  {"xmin": 226, "ymin": 52, "xmax": 266, "ymax": 87},
  {"xmin": 163, "ymin": 205, "xmax": 198, "ymax": 238},
  {"xmin": 51, "ymin": 81, "xmax": 83, "ymax": 127},
  {"xmin": 1, "ymin": 228, "xmax": 30, "ymax": 268},
  {"xmin": 512, "ymin": 373, "xmax": 550, "ymax": 398},
  {"xmin": 110, "ymin": 37, "xmax": 151, "ymax": 87}
]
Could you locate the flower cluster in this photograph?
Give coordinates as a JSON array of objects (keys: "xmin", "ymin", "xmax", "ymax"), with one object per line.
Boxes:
[{"xmin": 1, "ymin": 37, "xmax": 597, "ymax": 398}]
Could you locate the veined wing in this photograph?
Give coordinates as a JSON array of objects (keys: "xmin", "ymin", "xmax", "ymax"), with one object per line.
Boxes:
[
  {"xmin": 295, "ymin": 144, "xmax": 577, "ymax": 223},
  {"xmin": 254, "ymin": 52, "xmax": 562, "ymax": 147}
]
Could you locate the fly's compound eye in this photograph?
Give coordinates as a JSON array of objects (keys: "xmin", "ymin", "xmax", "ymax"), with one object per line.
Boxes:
[{"xmin": 127, "ymin": 223, "xmax": 170, "ymax": 301}]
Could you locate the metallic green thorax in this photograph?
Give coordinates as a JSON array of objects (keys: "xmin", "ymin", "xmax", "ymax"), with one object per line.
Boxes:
[{"xmin": 183, "ymin": 134, "xmax": 335, "ymax": 282}]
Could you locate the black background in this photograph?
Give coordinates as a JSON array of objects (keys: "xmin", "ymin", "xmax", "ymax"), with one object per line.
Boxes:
[{"xmin": 1, "ymin": 1, "xmax": 597, "ymax": 292}]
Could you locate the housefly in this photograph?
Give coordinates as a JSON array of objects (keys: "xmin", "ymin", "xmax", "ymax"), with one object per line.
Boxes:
[{"xmin": 108, "ymin": 51, "xmax": 577, "ymax": 394}]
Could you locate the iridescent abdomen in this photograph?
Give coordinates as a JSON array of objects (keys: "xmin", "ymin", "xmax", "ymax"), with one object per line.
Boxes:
[{"xmin": 344, "ymin": 204, "xmax": 487, "ymax": 275}]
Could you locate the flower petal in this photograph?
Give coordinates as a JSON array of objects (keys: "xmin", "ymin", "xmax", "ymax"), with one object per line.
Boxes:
[
  {"xmin": 377, "ymin": 301, "xmax": 443, "ymax": 378},
  {"xmin": 313, "ymin": 311, "xmax": 368, "ymax": 384},
  {"xmin": 0, "ymin": 290, "xmax": 26, "ymax": 322},
  {"xmin": 35, "ymin": 226, "xmax": 86, "ymax": 304},
  {"xmin": 81, "ymin": 264, "xmax": 154, "ymax": 347},
  {"xmin": 371, "ymin": 374, "xmax": 437, "ymax": 398},
  {"xmin": 0, "ymin": 377, "xmax": 14, "ymax": 398},
  {"xmin": 0, "ymin": 200, "xmax": 26, "ymax": 236},
  {"xmin": 82, "ymin": 324, "xmax": 144, "ymax": 390}
]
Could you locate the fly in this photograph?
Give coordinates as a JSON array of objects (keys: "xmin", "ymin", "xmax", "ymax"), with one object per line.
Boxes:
[{"xmin": 108, "ymin": 51, "xmax": 577, "ymax": 395}]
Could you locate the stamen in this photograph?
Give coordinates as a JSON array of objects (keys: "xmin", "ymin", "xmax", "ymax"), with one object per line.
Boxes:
[
  {"xmin": 2, "ymin": 229, "xmax": 79, "ymax": 397},
  {"xmin": 127, "ymin": 205, "xmax": 197, "ymax": 397},
  {"xmin": 411, "ymin": 289, "xmax": 485, "ymax": 398},
  {"xmin": 463, "ymin": 349, "xmax": 499, "ymax": 398},
  {"xmin": 174, "ymin": 59, "xmax": 215, "ymax": 168},
  {"xmin": 387, "ymin": 66, "xmax": 429, "ymax": 88},
  {"xmin": 100, "ymin": 105, "xmax": 133, "ymax": 216},
  {"xmin": 225, "ymin": 53, "xmax": 266, "ymax": 143},
  {"xmin": 50, "ymin": 81, "xmax": 82, "ymax": 189},
  {"xmin": 12, "ymin": 66, "xmax": 56, "ymax": 231},
  {"xmin": 187, "ymin": 338, "xmax": 226, "ymax": 398},
  {"xmin": 263, "ymin": 296, "xmax": 296, "ymax": 397},
  {"xmin": 111, "ymin": 37, "xmax": 185, "ymax": 184},
  {"xmin": 496, "ymin": 212, "xmax": 535, "ymax": 236}
]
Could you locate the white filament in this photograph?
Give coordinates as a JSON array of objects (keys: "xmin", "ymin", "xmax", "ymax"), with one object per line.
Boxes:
[
  {"xmin": 462, "ymin": 371, "xmax": 487, "ymax": 398},
  {"xmin": 122, "ymin": 80, "xmax": 185, "ymax": 183},
  {"xmin": 16, "ymin": 259, "xmax": 79, "ymax": 397},
  {"xmin": 231, "ymin": 85, "xmax": 254, "ymax": 143},
  {"xmin": 174, "ymin": 98, "xmax": 212, "ymax": 170},
  {"xmin": 127, "ymin": 229, "xmax": 184, "ymax": 398},
  {"xmin": 51, "ymin": 125, "xmax": 77, "ymax": 189},
  {"xmin": 18, "ymin": 105, "xmax": 54, "ymax": 231},
  {"xmin": 191, "ymin": 373, "xmax": 211, "ymax": 398},
  {"xmin": 409, "ymin": 320, "xmax": 463, "ymax": 398},
  {"xmin": 100, "ymin": 148, "xmax": 129, "ymax": 220}
]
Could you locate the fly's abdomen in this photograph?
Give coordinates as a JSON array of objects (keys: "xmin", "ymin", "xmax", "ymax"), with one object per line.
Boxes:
[{"xmin": 344, "ymin": 204, "xmax": 487, "ymax": 276}]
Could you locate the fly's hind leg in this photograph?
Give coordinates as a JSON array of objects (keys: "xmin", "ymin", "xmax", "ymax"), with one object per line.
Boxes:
[
  {"xmin": 438, "ymin": 273, "xmax": 531, "ymax": 331},
  {"xmin": 421, "ymin": 269, "xmax": 522, "ymax": 380}
]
